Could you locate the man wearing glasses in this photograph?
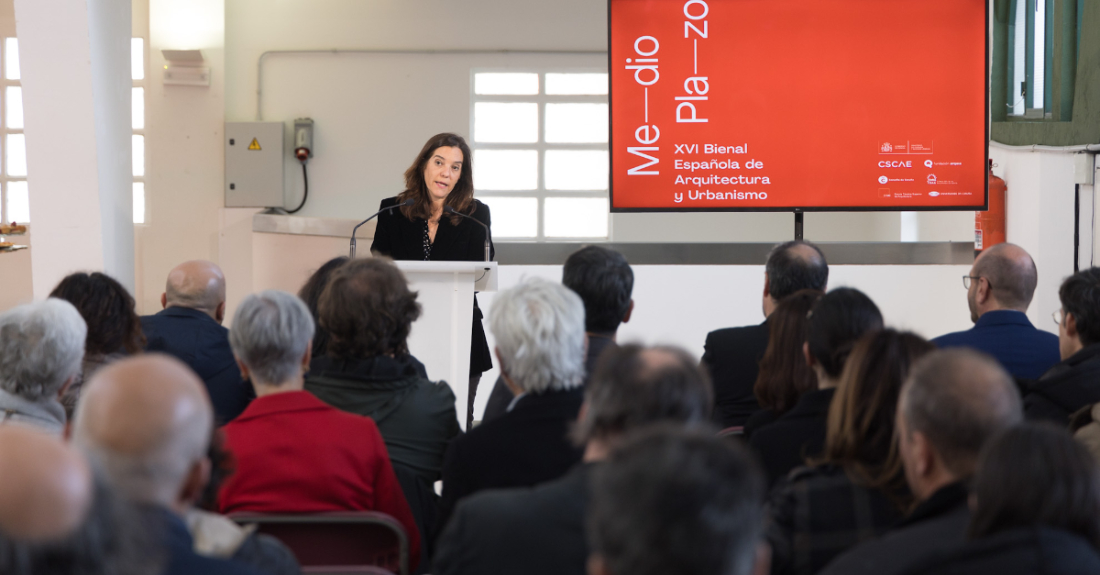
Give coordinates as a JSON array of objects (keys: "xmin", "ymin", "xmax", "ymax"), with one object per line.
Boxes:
[
  {"xmin": 932, "ymin": 243, "xmax": 1059, "ymax": 381},
  {"xmin": 1023, "ymin": 267, "xmax": 1100, "ymax": 424}
]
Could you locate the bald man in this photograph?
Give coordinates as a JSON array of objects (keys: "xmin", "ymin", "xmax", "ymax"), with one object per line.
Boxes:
[
  {"xmin": 703, "ymin": 240, "xmax": 829, "ymax": 428},
  {"xmin": 932, "ymin": 243, "xmax": 1060, "ymax": 380},
  {"xmin": 72, "ymin": 354, "xmax": 265, "ymax": 575},
  {"xmin": 0, "ymin": 425, "xmax": 154, "ymax": 574},
  {"xmin": 141, "ymin": 260, "xmax": 254, "ymax": 424}
]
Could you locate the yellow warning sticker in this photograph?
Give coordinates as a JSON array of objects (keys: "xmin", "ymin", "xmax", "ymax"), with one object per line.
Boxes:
[{"xmin": 248, "ymin": 138, "xmax": 261, "ymax": 151}]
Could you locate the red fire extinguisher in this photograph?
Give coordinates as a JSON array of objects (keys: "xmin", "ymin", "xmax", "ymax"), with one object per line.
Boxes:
[{"xmin": 976, "ymin": 159, "xmax": 1006, "ymax": 253}]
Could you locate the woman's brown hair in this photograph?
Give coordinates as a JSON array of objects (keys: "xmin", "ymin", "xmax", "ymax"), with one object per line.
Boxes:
[
  {"xmin": 819, "ymin": 329, "xmax": 934, "ymax": 508},
  {"xmin": 49, "ymin": 272, "xmax": 145, "ymax": 356},
  {"xmin": 396, "ymin": 132, "xmax": 474, "ymax": 226},
  {"xmin": 318, "ymin": 258, "xmax": 422, "ymax": 359},
  {"xmin": 754, "ymin": 289, "xmax": 822, "ymax": 415}
]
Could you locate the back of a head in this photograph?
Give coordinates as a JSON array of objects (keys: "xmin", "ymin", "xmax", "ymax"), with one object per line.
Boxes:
[
  {"xmin": 72, "ymin": 355, "xmax": 213, "ymax": 508},
  {"xmin": 1059, "ymin": 267, "xmax": 1100, "ymax": 347},
  {"xmin": 0, "ymin": 426, "xmax": 92, "ymax": 544},
  {"xmin": 900, "ymin": 348, "xmax": 1023, "ymax": 479},
  {"xmin": 969, "ymin": 423, "xmax": 1100, "ymax": 549},
  {"xmin": 164, "ymin": 260, "xmax": 227, "ymax": 314},
  {"xmin": 489, "ymin": 277, "xmax": 586, "ymax": 394},
  {"xmin": 573, "ymin": 344, "xmax": 713, "ymax": 446},
  {"xmin": 765, "ymin": 240, "xmax": 829, "ymax": 300},
  {"xmin": 973, "ymin": 243, "xmax": 1038, "ymax": 310},
  {"xmin": 298, "ymin": 256, "xmax": 349, "ymax": 317},
  {"xmin": 562, "ymin": 246, "xmax": 634, "ymax": 334},
  {"xmin": 823, "ymin": 329, "xmax": 935, "ymax": 488},
  {"xmin": 587, "ymin": 427, "xmax": 765, "ymax": 575},
  {"xmin": 0, "ymin": 299, "xmax": 87, "ymax": 402},
  {"xmin": 806, "ymin": 287, "xmax": 884, "ymax": 378},
  {"xmin": 755, "ymin": 289, "xmax": 822, "ymax": 413},
  {"xmin": 318, "ymin": 258, "xmax": 421, "ymax": 359},
  {"xmin": 229, "ymin": 290, "xmax": 315, "ymax": 386},
  {"xmin": 49, "ymin": 272, "xmax": 144, "ymax": 356}
]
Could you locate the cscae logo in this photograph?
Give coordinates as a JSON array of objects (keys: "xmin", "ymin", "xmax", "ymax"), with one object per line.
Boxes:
[
  {"xmin": 878, "ymin": 175, "xmax": 888, "ymax": 185},
  {"xmin": 929, "ymin": 191, "xmax": 940, "ymax": 197}
]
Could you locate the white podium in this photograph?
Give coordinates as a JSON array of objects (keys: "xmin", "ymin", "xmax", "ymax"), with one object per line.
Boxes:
[{"xmin": 395, "ymin": 261, "xmax": 498, "ymax": 429}]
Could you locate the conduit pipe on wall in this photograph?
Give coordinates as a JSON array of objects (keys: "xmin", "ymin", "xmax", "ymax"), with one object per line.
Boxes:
[
  {"xmin": 255, "ymin": 48, "xmax": 608, "ymax": 121},
  {"xmin": 990, "ymin": 140, "xmax": 1100, "ymax": 153}
]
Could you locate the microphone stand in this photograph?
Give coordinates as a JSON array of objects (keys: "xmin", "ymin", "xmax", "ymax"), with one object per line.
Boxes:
[
  {"xmin": 443, "ymin": 205, "xmax": 493, "ymax": 262},
  {"xmin": 349, "ymin": 199, "xmax": 413, "ymax": 258}
]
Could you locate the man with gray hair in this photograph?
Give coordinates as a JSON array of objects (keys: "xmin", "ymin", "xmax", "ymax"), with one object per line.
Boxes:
[
  {"xmin": 142, "ymin": 260, "xmax": 254, "ymax": 424},
  {"xmin": 820, "ymin": 348, "xmax": 1023, "ymax": 575},
  {"xmin": 438, "ymin": 277, "xmax": 588, "ymax": 534},
  {"xmin": 0, "ymin": 299, "xmax": 87, "ymax": 436},
  {"xmin": 435, "ymin": 343, "xmax": 714, "ymax": 575},
  {"xmin": 72, "ymin": 354, "xmax": 265, "ymax": 575},
  {"xmin": 933, "ymin": 243, "xmax": 1059, "ymax": 380}
]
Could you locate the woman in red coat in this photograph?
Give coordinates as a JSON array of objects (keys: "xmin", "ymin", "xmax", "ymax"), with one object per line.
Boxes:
[{"xmin": 217, "ymin": 289, "xmax": 420, "ymax": 568}]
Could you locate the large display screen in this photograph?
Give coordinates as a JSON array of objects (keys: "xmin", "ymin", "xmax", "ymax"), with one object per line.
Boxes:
[{"xmin": 609, "ymin": 0, "xmax": 988, "ymax": 212}]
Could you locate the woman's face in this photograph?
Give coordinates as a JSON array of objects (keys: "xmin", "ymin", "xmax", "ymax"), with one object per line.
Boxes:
[{"xmin": 423, "ymin": 146, "xmax": 464, "ymax": 202}]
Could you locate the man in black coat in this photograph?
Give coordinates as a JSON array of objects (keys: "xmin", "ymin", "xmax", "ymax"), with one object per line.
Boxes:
[
  {"xmin": 481, "ymin": 245, "xmax": 634, "ymax": 424},
  {"xmin": 820, "ymin": 349, "xmax": 1023, "ymax": 575},
  {"xmin": 702, "ymin": 240, "xmax": 829, "ymax": 429},
  {"xmin": 434, "ymin": 344, "xmax": 713, "ymax": 575},
  {"xmin": 141, "ymin": 260, "xmax": 254, "ymax": 425},
  {"xmin": 437, "ymin": 278, "xmax": 590, "ymax": 534},
  {"xmin": 1024, "ymin": 267, "xmax": 1100, "ymax": 424}
]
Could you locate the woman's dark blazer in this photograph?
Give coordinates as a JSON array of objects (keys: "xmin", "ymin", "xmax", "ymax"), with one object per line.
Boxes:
[{"xmin": 370, "ymin": 196, "xmax": 495, "ymax": 374}]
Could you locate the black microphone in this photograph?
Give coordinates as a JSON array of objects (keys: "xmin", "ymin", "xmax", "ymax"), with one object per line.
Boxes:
[
  {"xmin": 443, "ymin": 205, "xmax": 492, "ymax": 262},
  {"xmin": 349, "ymin": 199, "xmax": 414, "ymax": 258}
]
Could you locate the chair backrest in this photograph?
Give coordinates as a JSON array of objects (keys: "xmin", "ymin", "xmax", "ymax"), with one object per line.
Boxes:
[{"xmin": 231, "ymin": 512, "xmax": 409, "ymax": 575}]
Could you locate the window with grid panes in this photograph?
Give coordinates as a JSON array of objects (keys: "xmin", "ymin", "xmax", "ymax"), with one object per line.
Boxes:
[
  {"xmin": 132, "ymin": 37, "xmax": 146, "ymax": 224},
  {"xmin": 471, "ymin": 72, "xmax": 610, "ymax": 240},
  {"xmin": 0, "ymin": 38, "xmax": 148, "ymax": 225}
]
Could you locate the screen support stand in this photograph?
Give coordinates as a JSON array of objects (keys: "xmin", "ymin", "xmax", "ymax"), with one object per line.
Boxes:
[{"xmin": 794, "ymin": 211, "xmax": 804, "ymax": 240}]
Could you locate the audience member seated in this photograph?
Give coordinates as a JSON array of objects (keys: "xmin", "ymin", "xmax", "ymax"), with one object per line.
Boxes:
[
  {"xmin": 0, "ymin": 425, "xmax": 156, "ymax": 575},
  {"xmin": 482, "ymin": 245, "xmax": 634, "ymax": 423},
  {"xmin": 72, "ymin": 354, "xmax": 268, "ymax": 575},
  {"xmin": 704, "ymin": 240, "xmax": 829, "ymax": 429},
  {"xmin": 296, "ymin": 256, "xmax": 348, "ymax": 358},
  {"xmin": 819, "ymin": 348, "xmax": 1023, "ymax": 575},
  {"xmin": 435, "ymin": 344, "xmax": 713, "ymax": 575},
  {"xmin": 0, "ymin": 299, "xmax": 86, "ymax": 436},
  {"xmin": 142, "ymin": 260, "xmax": 255, "ymax": 425},
  {"xmin": 1023, "ymin": 267, "xmax": 1100, "ymax": 423},
  {"xmin": 750, "ymin": 287, "xmax": 883, "ymax": 484},
  {"xmin": 304, "ymin": 258, "xmax": 459, "ymax": 487},
  {"xmin": 744, "ymin": 290, "xmax": 822, "ymax": 438},
  {"xmin": 1071, "ymin": 402, "xmax": 1100, "ymax": 462},
  {"xmin": 933, "ymin": 243, "xmax": 1058, "ymax": 380},
  {"xmin": 438, "ymin": 278, "xmax": 587, "ymax": 533},
  {"xmin": 218, "ymin": 290, "xmax": 420, "ymax": 567},
  {"xmin": 587, "ymin": 428, "xmax": 767, "ymax": 575},
  {"xmin": 189, "ymin": 425, "xmax": 300, "ymax": 575},
  {"xmin": 767, "ymin": 330, "xmax": 934, "ymax": 575},
  {"xmin": 906, "ymin": 424, "xmax": 1100, "ymax": 575},
  {"xmin": 49, "ymin": 271, "xmax": 145, "ymax": 417}
]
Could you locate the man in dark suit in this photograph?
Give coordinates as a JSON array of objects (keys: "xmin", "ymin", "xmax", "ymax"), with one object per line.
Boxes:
[
  {"xmin": 481, "ymin": 245, "xmax": 634, "ymax": 423},
  {"xmin": 933, "ymin": 243, "xmax": 1060, "ymax": 380},
  {"xmin": 141, "ymin": 260, "xmax": 254, "ymax": 424},
  {"xmin": 434, "ymin": 344, "xmax": 713, "ymax": 575},
  {"xmin": 820, "ymin": 349, "xmax": 1022, "ymax": 575},
  {"xmin": 703, "ymin": 240, "xmax": 829, "ymax": 428},
  {"xmin": 1024, "ymin": 267, "xmax": 1100, "ymax": 423},
  {"xmin": 437, "ymin": 278, "xmax": 589, "ymax": 535},
  {"xmin": 72, "ymin": 355, "xmax": 266, "ymax": 575}
]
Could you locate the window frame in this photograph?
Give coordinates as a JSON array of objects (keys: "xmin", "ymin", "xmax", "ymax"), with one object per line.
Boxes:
[
  {"xmin": 469, "ymin": 68, "xmax": 611, "ymax": 241},
  {"xmin": 132, "ymin": 36, "xmax": 147, "ymax": 225},
  {"xmin": 0, "ymin": 38, "xmax": 25, "ymax": 225}
]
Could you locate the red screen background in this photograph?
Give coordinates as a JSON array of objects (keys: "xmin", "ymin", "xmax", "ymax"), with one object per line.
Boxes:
[{"xmin": 609, "ymin": 0, "xmax": 988, "ymax": 211}]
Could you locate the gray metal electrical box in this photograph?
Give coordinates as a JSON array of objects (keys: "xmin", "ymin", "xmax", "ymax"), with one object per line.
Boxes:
[{"xmin": 225, "ymin": 122, "xmax": 284, "ymax": 208}]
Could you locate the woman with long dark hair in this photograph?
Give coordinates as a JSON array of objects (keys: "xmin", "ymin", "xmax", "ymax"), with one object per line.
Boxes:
[{"xmin": 370, "ymin": 133, "xmax": 493, "ymax": 427}]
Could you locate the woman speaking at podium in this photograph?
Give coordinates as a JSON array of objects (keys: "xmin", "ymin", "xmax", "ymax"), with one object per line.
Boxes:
[{"xmin": 371, "ymin": 132, "xmax": 494, "ymax": 427}]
